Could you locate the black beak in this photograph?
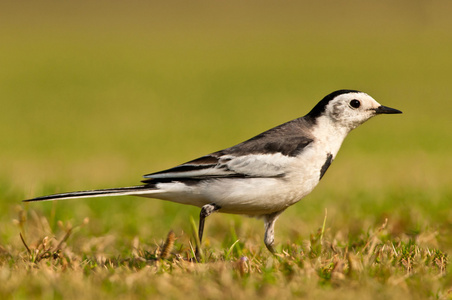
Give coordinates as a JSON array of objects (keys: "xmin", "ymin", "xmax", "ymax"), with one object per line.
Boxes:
[{"xmin": 375, "ymin": 106, "xmax": 402, "ymax": 114}]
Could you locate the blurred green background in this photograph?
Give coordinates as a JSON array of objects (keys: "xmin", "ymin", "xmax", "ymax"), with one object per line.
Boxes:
[{"xmin": 1, "ymin": 1, "xmax": 451, "ymax": 252}]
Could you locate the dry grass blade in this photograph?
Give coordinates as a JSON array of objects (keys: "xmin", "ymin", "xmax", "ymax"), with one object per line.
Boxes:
[
  {"xmin": 160, "ymin": 231, "xmax": 176, "ymax": 259},
  {"xmin": 19, "ymin": 232, "xmax": 31, "ymax": 255},
  {"xmin": 362, "ymin": 218, "xmax": 388, "ymax": 252},
  {"xmin": 51, "ymin": 228, "xmax": 72, "ymax": 254}
]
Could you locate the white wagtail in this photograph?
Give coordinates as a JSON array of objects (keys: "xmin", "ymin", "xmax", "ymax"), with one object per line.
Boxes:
[{"xmin": 24, "ymin": 90, "xmax": 402, "ymax": 253}]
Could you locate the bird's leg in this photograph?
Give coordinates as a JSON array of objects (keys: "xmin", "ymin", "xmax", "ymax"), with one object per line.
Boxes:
[
  {"xmin": 264, "ymin": 212, "xmax": 282, "ymax": 254},
  {"xmin": 196, "ymin": 203, "xmax": 221, "ymax": 258}
]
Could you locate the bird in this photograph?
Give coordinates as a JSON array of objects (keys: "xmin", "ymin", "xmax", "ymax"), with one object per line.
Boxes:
[{"xmin": 24, "ymin": 89, "xmax": 402, "ymax": 254}]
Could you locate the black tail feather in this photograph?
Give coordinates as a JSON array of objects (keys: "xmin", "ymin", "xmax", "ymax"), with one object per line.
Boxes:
[{"xmin": 23, "ymin": 185, "xmax": 153, "ymax": 202}]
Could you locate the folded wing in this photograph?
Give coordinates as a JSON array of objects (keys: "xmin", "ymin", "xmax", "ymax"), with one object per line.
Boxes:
[{"xmin": 142, "ymin": 127, "xmax": 313, "ymax": 183}]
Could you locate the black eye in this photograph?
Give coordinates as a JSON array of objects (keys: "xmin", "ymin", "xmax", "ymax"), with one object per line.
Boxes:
[{"xmin": 350, "ymin": 99, "xmax": 361, "ymax": 108}]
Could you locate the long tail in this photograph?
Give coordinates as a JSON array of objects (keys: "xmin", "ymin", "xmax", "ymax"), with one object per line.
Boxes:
[{"xmin": 23, "ymin": 185, "xmax": 156, "ymax": 202}]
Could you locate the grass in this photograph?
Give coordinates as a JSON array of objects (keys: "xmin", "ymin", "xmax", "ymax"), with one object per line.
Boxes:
[
  {"xmin": 4, "ymin": 203, "xmax": 452, "ymax": 299},
  {"xmin": 1, "ymin": 1, "xmax": 452, "ymax": 299}
]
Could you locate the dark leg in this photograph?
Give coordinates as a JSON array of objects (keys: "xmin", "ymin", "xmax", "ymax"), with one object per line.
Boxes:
[
  {"xmin": 264, "ymin": 211, "xmax": 283, "ymax": 254},
  {"xmin": 196, "ymin": 203, "xmax": 221, "ymax": 258}
]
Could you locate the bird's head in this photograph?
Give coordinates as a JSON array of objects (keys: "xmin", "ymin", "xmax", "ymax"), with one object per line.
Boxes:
[{"xmin": 308, "ymin": 90, "xmax": 402, "ymax": 131}]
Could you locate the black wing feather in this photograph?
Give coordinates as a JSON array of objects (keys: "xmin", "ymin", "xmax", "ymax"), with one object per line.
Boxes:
[{"xmin": 143, "ymin": 117, "xmax": 315, "ymax": 182}]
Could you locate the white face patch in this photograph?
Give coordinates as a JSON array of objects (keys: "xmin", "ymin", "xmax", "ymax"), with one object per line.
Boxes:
[{"xmin": 324, "ymin": 92, "xmax": 381, "ymax": 130}]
